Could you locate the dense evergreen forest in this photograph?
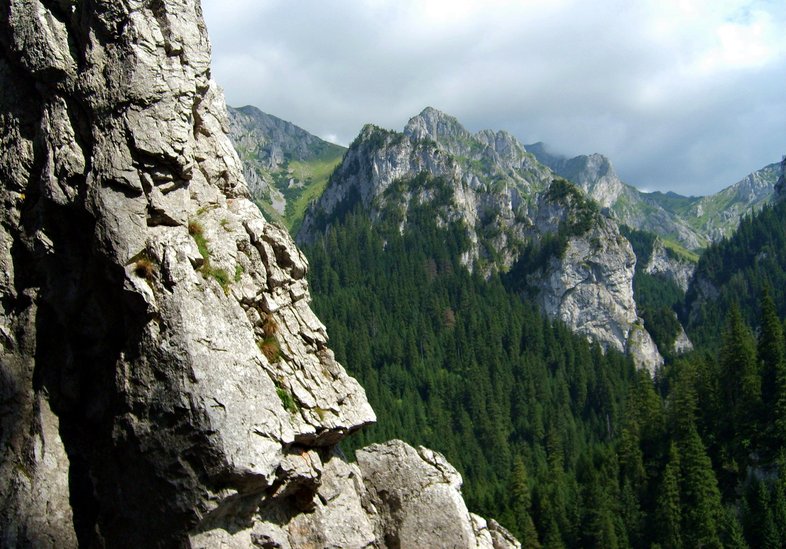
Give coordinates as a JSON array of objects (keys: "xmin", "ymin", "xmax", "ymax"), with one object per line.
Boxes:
[{"xmin": 303, "ymin": 178, "xmax": 786, "ymax": 547}]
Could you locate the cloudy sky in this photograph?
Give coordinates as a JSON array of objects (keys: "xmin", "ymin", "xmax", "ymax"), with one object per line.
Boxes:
[{"xmin": 201, "ymin": 0, "xmax": 786, "ymax": 196}]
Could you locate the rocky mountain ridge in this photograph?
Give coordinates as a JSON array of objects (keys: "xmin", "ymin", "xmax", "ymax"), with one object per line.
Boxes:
[
  {"xmin": 0, "ymin": 1, "xmax": 515, "ymax": 547},
  {"xmin": 299, "ymin": 107, "xmax": 663, "ymax": 372},
  {"xmin": 529, "ymin": 143, "xmax": 781, "ymax": 250},
  {"xmin": 227, "ymin": 105, "xmax": 345, "ymax": 231}
]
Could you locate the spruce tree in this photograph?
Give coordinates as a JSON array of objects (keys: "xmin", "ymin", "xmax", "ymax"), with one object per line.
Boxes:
[
  {"xmin": 655, "ymin": 442, "xmax": 682, "ymax": 549},
  {"xmin": 774, "ymin": 452, "xmax": 786, "ymax": 546},
  {"xmin": 679, "ymin": 426, "xmax": 723, "ymax": 549},
  {"xmin": 719, "ymin": 304, "xmax": 761, "ymax": 468},
  {"xmin": 719, "ymin": 506, "xmax": 747, "ymax": 549},
  {"xmin": 512, "ymin": 455, "xmax": 542, "ymax": 549},
  {"xmin": 758, "ymin": 287, "xmax": 785, "ymax": 410},
  {"xmin": 744, "ymin": 480, "xmax": 779, "ymax": 549}
]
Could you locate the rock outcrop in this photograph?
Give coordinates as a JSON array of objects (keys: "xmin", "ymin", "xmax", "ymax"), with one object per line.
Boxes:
[
  {"xmin": 643, "ymin": 239, "xmax": 697, "ymax": 293},
  {"xmin": 356, "ymin": 440, "xmax": 520, "ymax": 549},
  {"xmin": 530, "ymin": 195, "xmax": 664, "ymax": 373},
  {"xmin": 526, "ymin": 145, "xmax": 625, "ymax": 209},
  {"xmin": 0, "ymin": 1, "xmax": 512, "ymax": 547}
]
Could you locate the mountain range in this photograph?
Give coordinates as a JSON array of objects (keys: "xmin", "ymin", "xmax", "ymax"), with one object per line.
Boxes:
[
  {"xmin": 228, "ymin": 105, "xmax": 781, "ymax": 255},
  {"xmin": 226, "ymin": 104, "xmax": 782, "ymax": 373},
  {"xmin": 528, "ymin": 142, "xmax": 781, "ymax": 250},
  {"xmin": 4, "ymin": 0, "xmax": 786, "ymax": 545}
]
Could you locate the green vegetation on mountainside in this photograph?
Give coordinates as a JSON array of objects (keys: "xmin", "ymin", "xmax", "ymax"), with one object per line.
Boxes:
[
  {"xmin": 244, "ymin": 145, "xmax": 344, "ymax": 231},
  {"xmin": 302, "ymin": 158, "xmax": 786, "ymax": 546},
  {"xmin": 227, "ymin": 105, "xmax": 346, "ymax": 231},
  {"xmin": 304, "ymin": 186, "xmax": 638, "ymax": 546}
]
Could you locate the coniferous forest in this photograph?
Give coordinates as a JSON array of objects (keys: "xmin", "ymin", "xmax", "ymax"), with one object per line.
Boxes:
[{"xmin": 303, "ymin": 184, "xmax": 786, "ymax": 547}]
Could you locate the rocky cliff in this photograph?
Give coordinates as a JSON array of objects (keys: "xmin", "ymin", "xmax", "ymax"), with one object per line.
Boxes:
[
  {"xmin": 299, "ymin": 108, "xmax": 663, "ymax": 372},
  {"xmin": 0, "ymin": 2, "xmax": 515, "ymax": 547},
  {"xmin": 643, "ymin": 238, "xmax": 697, "ymax": 293}
]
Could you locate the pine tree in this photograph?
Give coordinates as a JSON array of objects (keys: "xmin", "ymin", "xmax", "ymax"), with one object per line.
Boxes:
[
  {"xmin": 758, "ymin": 287, "xmax": 785, "ymax": 410},
  {"xmin": 667, "ymin": 360, "xmax": 698, "ymax": 438},
  {"xmin": 774, "ymin": 453, "xmax": 786, "ymax": 546},
  {"xmin": 719, "ymin": 505, "xmax": 747, "ymax": 549},
  {"xmin": 744, "ymin": 480, "xmax": 779, "ymax": 548},
  {"xmin": 757, "ymin": 289, "xmax": 786, "ymax": 451},
  {"xmin": 579, "ymin": 464, "xmax": 620, "ymax": 549}
]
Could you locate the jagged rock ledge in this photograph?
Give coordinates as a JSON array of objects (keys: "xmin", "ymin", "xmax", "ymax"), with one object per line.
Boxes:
[{"xmin": 0, "ymin": 0, "xmax": 515, "ymax": 547}]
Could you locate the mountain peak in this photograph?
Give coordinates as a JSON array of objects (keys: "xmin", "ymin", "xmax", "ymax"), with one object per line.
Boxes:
[{"xmin": 404, "ymin": 106, "xmax": 473, "ymax": 144}]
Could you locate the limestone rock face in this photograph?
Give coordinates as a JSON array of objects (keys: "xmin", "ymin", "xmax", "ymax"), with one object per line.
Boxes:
[
  {"xmin": 643, "ymin": 239, "xmax": 697, "ymax": 293},
  {"xmin": 356, "ymin": 440, "xmax": 521, "ymax": 549},
  {"xmin": 298, "ymin": 108, "xmax": 553, "ymax": 273},
  {"xmin": 531, "ymin": 211, "xmax": 664, "ymax": 373},
  {"xmin": 0, "ymin": 1, "xmax": 513, "ymax": 547},
  {"xmin": 673, "ymin": 322, "xmax": 694, "ymax": 355}
]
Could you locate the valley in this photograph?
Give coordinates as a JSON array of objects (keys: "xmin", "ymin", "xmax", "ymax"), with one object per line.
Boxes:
[
  {"xmin": 2, "ymin": 0, "xmax": 784, "ymax": 545},
  {"xmin": 232, "ymin": 104, "xmax": 786, "ymax": 547}
]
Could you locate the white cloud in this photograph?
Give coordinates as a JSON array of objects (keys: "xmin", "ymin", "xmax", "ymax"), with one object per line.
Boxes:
[{"xmin": 202, "ymin": 0, "xmax": 786, "ymax": 195}]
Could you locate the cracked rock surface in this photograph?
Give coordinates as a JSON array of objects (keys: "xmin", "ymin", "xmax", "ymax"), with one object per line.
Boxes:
[
  {"xmin": 357, "ymin": 440, "xmax": 521, "ymax": 549},
  {"xmin": 0, "ymin": 0, "xmax": 514, "ymax": 547}
]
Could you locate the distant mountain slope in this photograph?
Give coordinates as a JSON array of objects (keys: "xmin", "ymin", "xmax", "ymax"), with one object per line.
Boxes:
[
  {"xmin": 226, "ymin": 105, "xmax": 345, "ymax": 231},
  {"xmin": 528, "ymin": 142, "xmax": 780, "ymax": 250},
  {"xmin": 686, "ymin": 162, "xmax": 780, "ymax": 241},
  {"xmin": 299, "ymin": 107, "xmax": 663, "ymax": 371},
  {"xmin": 684, "ymin": 191, "xmax": 786, "ymax": 347}
]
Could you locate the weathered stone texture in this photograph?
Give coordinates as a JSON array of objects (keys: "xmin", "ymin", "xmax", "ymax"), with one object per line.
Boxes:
[{"xmin": 0, "ymin": 1, "xmax": 512, "ymax": 547}]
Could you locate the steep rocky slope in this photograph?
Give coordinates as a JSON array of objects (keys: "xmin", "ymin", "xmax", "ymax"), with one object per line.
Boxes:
[
  {"xmin": 227, "ymin": 105, "xmax": 345, "ymax": 230},
  {"xmin": 299, "ymin": 108, "xmax": 662, "ymax": 372},
  {"xmin": 529, "ymin": 143, "xmax": 781, "ymax": 250},
  {"xmin": 643, "ymin": 238, "xmax": 697, "ymax": 293},
  {"xmin": 0, "ymin": 1, "xmax": 514, "ymax": 547},
  {"xmin": 775, "ymin": 155, "xmax": 785, "ymax": 199}
]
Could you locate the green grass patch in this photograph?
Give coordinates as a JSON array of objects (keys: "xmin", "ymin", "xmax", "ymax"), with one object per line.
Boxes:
[
  {"xmin": 188, "ymin": 219, "xmax": 234, "ymax": 293},
  {"xmin": 276, "ymin": 385, "xmax": 298, "ymax": 413},
  {"xmin": 188, "ymin": 220, "xmax": 210, "ymax": 261},
  {"xmin": 662, "ymin": 238, "xmax": 700, "ymax": 263},
  {"xmin": 285, "ymin": 153, "xmax": 344, "ymax": 232},
  {"xmin": 205, "ymin": 266, "xmax": 231, "ymax": 292}
]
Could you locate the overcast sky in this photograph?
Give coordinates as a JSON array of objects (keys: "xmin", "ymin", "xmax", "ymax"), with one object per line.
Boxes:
[{"xmin": 201, "ymin": 0, "xmax": 786, "ymax": 196}]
